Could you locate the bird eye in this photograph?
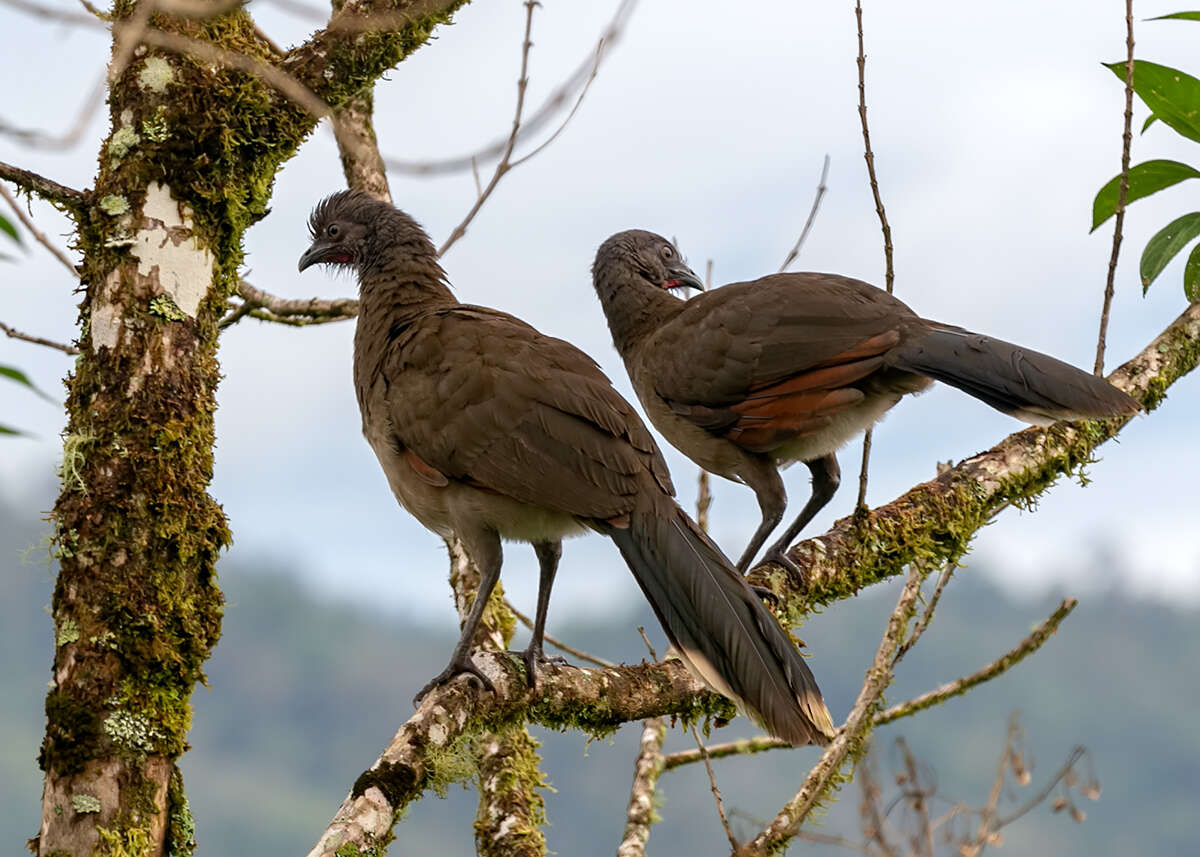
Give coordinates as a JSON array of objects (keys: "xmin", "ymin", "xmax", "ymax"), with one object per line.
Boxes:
[
  {"xmin": 327, "ymin": 224, "xmax": 341, "ymax": 238},
  {"xmin": 660, "ymin": 245, "xmax": 674, "ymax": 260}
]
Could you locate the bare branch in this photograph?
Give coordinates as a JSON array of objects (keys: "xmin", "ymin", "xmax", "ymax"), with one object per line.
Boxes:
[
  {"xmin": 505, "ymin": 598, "xmax": 613, "ymax": 668},
  {"xmin": 0, "ymin": 321, "xmax": 80, "ymax": 355},
  {"xmin": 437, "ymin": 0, "xmax": 538, "ymax": 257},
  {"xmin": 305, "ymin": 655, "xmax": 732, "ymax": 857},
  {"xmin": 384, "ymin": 0, "xmax": 636, "ymax": 176},
  {"xmin": 778, "ymin": 154, "xmax": 831, "ymax": 273},
  {"xmin": 0, "ymin": 75, "xmax": 106, "ymax": 151},
  {"xmin": 876, "ymin": 599, "xmax": 1077, "ymax": 727},
  {"xmin": 858, "ymin": 758, "xmax": 902, "ymax": 857},
  {"xmin": 893, "ymin": 560, "xmax": 956, "ymax": 666},
  {"xmin": 661, "ymin": 734, "xmax": 788, "ymax": 771},
  {"xmin": 331, "ymin": 89, "xmax": 393, "ymax": 203},
  {"xmin": 616, "ymin": 718, "xmax": 667, "ymax": 857},
  {"xmin": 691, "ymin": 726, "xmax": 738, "ymax": 851},
  {"xmin": 0, "ymin": 0, "xmax": 96, "ymax": 25},
  {"xmin": 1094, "ymin": 0, "xmax": 1135, "ymax": 375},
  {"xmin": 739, "ymin": 563, "xmax": 930, "ymax": 856},
  {"xmin": 0, "ymin": 160, "xmax": 88, "ymax": 212},
  {"xmin": 755, "ymin": 301, "xmax": 1200, "ymax": 616},
  {"xmin": 220, "ymin": 281, "xmax": 358, "ymax": 329},
  {"xmin": 854, "ymin": 0, "xmax": 896, "ymax": 511},
  {"xmin": 0, "ymin": 185, "xmax": 79, "ymax": 278}
]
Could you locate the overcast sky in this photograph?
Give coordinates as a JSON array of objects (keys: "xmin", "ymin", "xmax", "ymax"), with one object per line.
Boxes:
[{"xmin": 2, "ymin": 0, "xmax": 1197, "ymax": 631}]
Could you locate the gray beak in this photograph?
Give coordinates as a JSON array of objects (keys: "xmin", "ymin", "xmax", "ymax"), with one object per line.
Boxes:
[
  {"xmin": 666, "ymin": 263, "xmax": 704, "ymax": 292},
  {"xmin": 297, "ymin": 240, "xmax": 332, "ymax": 273}
]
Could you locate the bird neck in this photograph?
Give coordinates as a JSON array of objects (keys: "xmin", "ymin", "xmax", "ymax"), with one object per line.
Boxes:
[
  {"xmin": 593, "ymin": 268, "xmax": 686, "ymax": 357},
  {"xmin": 357, "ymin": 257, "xmax": 457, "ymax": 324}
]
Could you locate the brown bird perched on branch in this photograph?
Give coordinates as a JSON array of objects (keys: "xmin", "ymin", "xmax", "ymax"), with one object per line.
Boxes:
[
  {"xmin": 591, "ymin": 230, "xmax": 1140, "ymax": 576},
  {"xmin": 297, "ymin": 192, "xmax": 835, "ymax": 747}
]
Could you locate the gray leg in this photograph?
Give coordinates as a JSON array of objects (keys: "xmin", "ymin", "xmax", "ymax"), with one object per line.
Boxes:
[
  {"xmin": 757, "ymin": 453, "xmax": 841, "ymax": 580},
  {"xmin": 414, "ymin": 530, "xmax": 503, "ymax": 706},
  {"xmin": 519, "ymin": 540, "xmax": 563, "ymax": 689},
  {"xmin": 735, "ymin": 459, "xmax": 788, "ymax": 573}
]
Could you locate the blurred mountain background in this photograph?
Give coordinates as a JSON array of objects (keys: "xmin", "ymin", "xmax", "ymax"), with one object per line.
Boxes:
[{"xmin": 3, "ymin": 485, "xmax": 1196, "ymax": 856}]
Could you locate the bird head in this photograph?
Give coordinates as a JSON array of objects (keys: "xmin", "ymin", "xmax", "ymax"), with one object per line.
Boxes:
[
  {"xmin": 298, "ymin": 190, "xmax": 438, "ymax": 276},
  {"xmin": 593, "ymin": 229, "xmax": 704, "ymax": 294}
]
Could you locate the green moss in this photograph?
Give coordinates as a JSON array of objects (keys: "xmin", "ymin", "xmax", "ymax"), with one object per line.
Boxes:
[
  {"xmin": 473, "ymin": 727, "xmax": 549, "ymax": 856},
  {"xmin": 59, "ymin": 431, "xmax": 94, "ymax": 495},
  {"xmin": 149, "ymin": 295, "xmax": 187, "ymax": 322}
]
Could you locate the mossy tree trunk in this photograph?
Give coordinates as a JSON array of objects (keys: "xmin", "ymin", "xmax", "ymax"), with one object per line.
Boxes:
[{"xmin": 34, "ymin": 2, "xmax": 467, "ymax": 854}]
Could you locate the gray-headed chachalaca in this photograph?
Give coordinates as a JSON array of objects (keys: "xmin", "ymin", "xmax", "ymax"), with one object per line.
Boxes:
[
  {"xmin": 297, "ymin": 192, "xmax": 834, "ymax": 746},
  {"xmin": 591, "ymin": 230, "xmax": 1140, "ymax": 575}
]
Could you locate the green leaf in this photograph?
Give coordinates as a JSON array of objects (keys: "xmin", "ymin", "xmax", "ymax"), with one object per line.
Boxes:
[
  {"xmin": 0, "ymin": 364, "xmax": 52, "ymax": 401},
  {"xmin": 0, "ymin": 213, "xmax": 18, "ymax": 245},
  {"xmin": 0, "ymin": 424, "xmax": 24, "ymax": 437},
  {"xmin": 1092, "ymin": 159, "xmax": 1200, "ymax": 231},
  {"xmin": 1106, "ymin": 60, "xmax": 1200, "ymax": 143},
  {"xmin": 1140, "ymin": 211, "xmax": 1200, "ymax": 292},
  {"xmin": 1148, "ymin": 11, "xmax": 1200, "ymax": 21},
  {"xmin": 1143, "ymin": 114, "xmax": 1159, "ymax": 133},
  {"xmin": 1185, "ymin": 242, "xmax": 1200, "ymax": 302}
]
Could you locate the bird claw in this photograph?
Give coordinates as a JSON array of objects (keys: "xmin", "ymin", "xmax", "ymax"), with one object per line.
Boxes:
[
  {"xmin": 755, "ymin": 547, "xmax": 809, "ymax": 589},
  {"xmin": 510, "ymin": 646, "xmax": 567, "ymax": 690},
  {"xmin": 749, "ymin": 583, "xmax": 781, "ymax": 607},
  {"xmin": 413, "ymin": 655, "xmax": 495, "ymax": 707}
]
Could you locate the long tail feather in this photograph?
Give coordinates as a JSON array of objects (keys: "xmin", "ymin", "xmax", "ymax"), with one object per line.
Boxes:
[
  {"xmin": 605, "ymin": 497, "xmax": 834, "ymax": 746},
  {"xmin": 889, "ymin": 325, "xmax": 1140, "ymax": 425}
]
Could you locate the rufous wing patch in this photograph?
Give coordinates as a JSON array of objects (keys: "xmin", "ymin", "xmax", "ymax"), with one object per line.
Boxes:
[{"xmin": 406, "ymin": 449, "xmax": 450, "ymax": 487}]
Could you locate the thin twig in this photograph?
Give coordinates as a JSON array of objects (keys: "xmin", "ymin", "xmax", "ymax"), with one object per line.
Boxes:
[
  {"xmin": 1094, "ymin": 0, "xmax": 1135, "ymax": 375},
  {"xmin": 691, "ymin": 725, "xmax": 738, "ymax": 851},
  {"xmin": 0, "ymin": 75, "xmax": 106, "ymax": 151},
  {"xmin": 739, "ymin": 563, "xmax": 931, "ymax": 857},
  {"xmin": 0, "ymin": 185, "xmax": 79, "ymax": 277},
  {"xmin": 875, "ymin": 599, "xmax": 1077, "ymax": 727},
  {"xmin": 0, "ymin": 321, "xmax": 79, "ymax": 355},
  {"xmin": 661, "ymin": 735, "xmax": 788, "ymax": 770},
  {"xmin": 897, "ymin": 737, "xmax": 935, "ymax": 857},
  {"xmin": 509, "ymin": 36, "xmax": 606, "ymax": 169},
  {"xmin": 894, "ymin": 560, "xmax": 956, "ymax": 666},
  {"xmin": 858, "ymin": 758, "xmax": 902, "ymax": 857},
  {"xmin": 504, "ymin": 598, "xmax": 613, "ymax": 668},
  {"xmin": 778, "ymin": 154, "xmax": 831, "ymax": 272},
  {"xmin": 854, "ymin": 0, "xmax": 895, "ymax": 511},
  {"xmin": 437, "ymin": 0, "xmax": 538, "ymax": 257},
  {"xmin": 384, "ymin": 0, "xmax": 636, "ymax": 177},
  {"xmin": 0, "ymin": 160, "xmax": 87, "ymax": 211}
]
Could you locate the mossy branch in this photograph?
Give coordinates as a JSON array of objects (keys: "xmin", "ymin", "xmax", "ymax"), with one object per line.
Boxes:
[
  {"xmin": 281, "ymin": 0, "xmax": 470, "ymax": 110},
  {"xmin": 755, "ymin": 300, "xmax": 1200, "ymax": 618},
  {"xmin": 0, "ymin": 158, "xmax": 88, "ymax": 213},
  {"xmin": 306, "ymin": 654, "xmax": 732, "ymax": 857}
]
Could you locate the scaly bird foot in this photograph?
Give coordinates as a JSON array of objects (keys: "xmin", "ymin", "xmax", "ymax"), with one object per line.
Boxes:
[
  {"xmin": 510, "ymin": 646, "xmax": 568, "ymax": 690},
  {"xmin": 755, "ymin": 546, "xmax": 809, "ymax": 590}
]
